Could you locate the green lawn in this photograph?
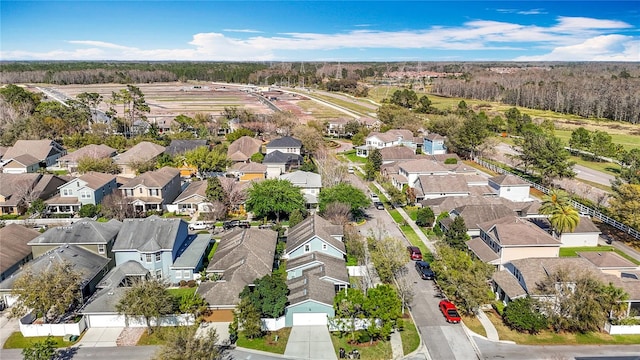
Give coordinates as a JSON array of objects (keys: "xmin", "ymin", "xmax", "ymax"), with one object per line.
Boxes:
[
  {"xmin": 388, "ymin": 209, "xmax": 432, "ymax": 260},
  {"xmin": 555, "ymin": 129, "xmax": 640, "ymax": 151},
  {"xmin": 399, "ymin": 316, "xmax": 420, "ymax": 355},
  {"xmin": 167, "ymin": 287, "xmax": 197, "ymax": 298},
  {"xmin": 3, "ymin": 333, "xmax": 78, "ymax": 349},
  {"xmin": 137, "ymin": 326, "xmax": 181, "ymax": 345},
  {"xmin": 306, "ymin": 93, "xmax": 373, "ymax": 116},
  {"xmin": 485, "ymin": 311, "xmax": 640, "ymax": 345},
  {"xmin": 340, "ymin": 150, "xmax": 367, "ymax": 164},
  {"xmin": 297, "ymin": 100, "xmax": 346, "ymax": 119},
  {"xmin": 236, "ymin": 328, "xmax": 291, "ymax": 354},
  {"xmin": 559, "ymin": 246, "xmax": 640, "ymax": 265},
  {"xmin": 330, "ymin": 332, "xmax": 393, "ymax": 360}
]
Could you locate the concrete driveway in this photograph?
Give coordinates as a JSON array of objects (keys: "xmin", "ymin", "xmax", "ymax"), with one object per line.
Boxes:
[
  {"xmin": 76, "ymin": 327, "xmax": 123, "ymax": 347},
  {"xmin": 196, "ymin": 322, "xmax": 230, "ymax": 345},
  {"xmin": 0, "ymin": 312, "xmax": 19, "ymax": 347},
  {"xmin": 284, "ymin": 326, "xmax": 337, "ymax": 360}
]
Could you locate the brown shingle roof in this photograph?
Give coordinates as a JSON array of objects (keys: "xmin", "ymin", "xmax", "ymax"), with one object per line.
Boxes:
[
  {"xmin": 577, "ymin": 251, "xmax": 638, "ymax": 269},
  {"xmin": 7, "ymin": 154, "xmax": 40, "ymax": 166},
  {"xmin": 113, "ymin": 141, "xmax": 165, "ymax": 164},
  {"xmin": 231, "ymin": 162, "xmax": 267, "ymax": 173},
  {"xmin": 0, "ymin": 173, "xmax": 41, "ymax": 198},
  {"xmin": 479, "ymin": 216, "xmax": 561, "ymax": 246},
  {"xmin": 227, "ymin": 136, "xmax": 263, "ymax": 162},
  {"xmin": 466, "ymin": 237, "xmax": 500, "ymax": 263},
  {"xmin": 120, "ymin": 167, "xmax": 179, "ymax": 188},
  {"xmin": 399, "ymin": 159, "xmax": 449, "ymax": 174},
  {"xmin": 453, "ymin": 204, "xmax": 516, "ymax": 230},
  {"xmin": 415, "ymin": 174, "xmax": 469, "ymax": 195},
  {"xmin": 0, "ymin": 224, "xmax": 40, "ymax": 274},
  {"xmin": 509, "ymin": 257, "xmax": 603, "ymax": 295},
  {"xmin": 489, "ymin": 174, "xmax": 529, "ymax": 186},
  {"xmin": 174, "ymin": 180, "xmax": 208, "ymax": 203},
  {"xmin": 3, "ymin": 140, "xmax": 64, "ymax": 162},
  {"xmin": 58, "ymin": 144, "xmax": 116, "ymax": 163},
  {"xmin": 76, "ymin": 172, "xmax": 116, "ymax": 190},
  {"xmin": 379, "ymin": 146, "xmax": 415, "ymax": 162},
  {"xmin": 492, "ymin": 270, "xmax": 527, "ymax": 299}
]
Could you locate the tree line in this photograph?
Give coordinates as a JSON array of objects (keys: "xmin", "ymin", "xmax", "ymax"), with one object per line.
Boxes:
[{"xmin": 431, "ymin": 63, "xmax": 640, "ymax": 123}]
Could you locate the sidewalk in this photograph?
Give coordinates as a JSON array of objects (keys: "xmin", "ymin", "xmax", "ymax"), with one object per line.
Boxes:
[{"xmin": 475, "ymin": 310, "xmax": 499, "ymax": 341}]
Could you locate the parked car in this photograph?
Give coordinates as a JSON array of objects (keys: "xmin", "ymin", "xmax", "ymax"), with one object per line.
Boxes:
[
  {"xmin": 374, "ymin": 201, "xmax": 384, "ymax": 210},
  {"xmin": 439, "ymin": 300, "xmax": 461, "ymax": 323},
  {"xmin": 407, "ymin": 246, "xmax": 423, "ymax": 261},
  {"xmin": 188, "ymin": 221, "xmax": 213, "ymax": 231},
  {"xmin": 348, "ymin": 165, "xmax": 355, "ymax": 174},
  {"xmin": 223, "ymin": 220, "xmax": 251, "ymax": 230},
  {"xmin": 415, "ymin": 260, "xmax": 435, "ymax": 280},
  {"xmin": 370, "ymin": 192, "xmax": 380, "ymax": 202}
]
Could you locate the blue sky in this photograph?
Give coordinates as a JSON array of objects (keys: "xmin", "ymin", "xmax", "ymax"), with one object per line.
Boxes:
[{"xmin": 1, "ymin": 1, "xmax": 639, "ymax": 61}]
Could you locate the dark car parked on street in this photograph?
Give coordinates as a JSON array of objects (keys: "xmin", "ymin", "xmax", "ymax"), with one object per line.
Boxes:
[
  {"xmin": 415, "ymin": 260, "xmax": 435, "ymax": 280},
  {"xmin": 223, "ymin": 220, "xmax": 251, "ymax": 230}
]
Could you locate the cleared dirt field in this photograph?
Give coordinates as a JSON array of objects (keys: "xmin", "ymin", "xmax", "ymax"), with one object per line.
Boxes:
[{"xmin": 52, "ymin": 82, "xmax": 276, "ymax": 121}]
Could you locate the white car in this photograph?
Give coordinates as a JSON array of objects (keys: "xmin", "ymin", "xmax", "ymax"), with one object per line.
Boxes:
[{"xmin": 188, "ymin": 221, "xmax": 212, "ymax": 231}]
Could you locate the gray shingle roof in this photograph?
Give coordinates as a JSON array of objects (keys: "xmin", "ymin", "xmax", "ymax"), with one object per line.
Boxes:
[
  {"xmin": 279, "ymin": 171, "xmax": 321, "ymax": 189},
  {"xmin": 113, "ymin": 216, "xmax": 186, "ymax": 252},
  {"xmin": 120, "ymin": 167, "xmax": 180, "ymax": 189},
  {"xmin": 466, "ymin": 237, "xmax": 500, "ymax": 263},
  {"xmin": 113, "ymin": 141, "xmax": 165, "ymax": 164},
  {"xmin": 58, "ymin": 144, "xmax": 116, "ymax": 163},
  {"xmin": 287, "ymin": 272, "xmax": 336, "ymax": 307},
  {"xmin": 173, "ymin": 180, "xmax": 208, "ymax": 203},
  {"xmin": 286, "ymin": 251, "xmax": 348, "ymax": 284},
  {"xmin": 198, "ymin": 228, "xmax": 277, "ymax": 306},
  {"xmin": 489, "ymin": 174, "xmax": 529, "ymax": 186},
  {"xmin": 0, "ymin": 224, "xmax": 40, "ymax": 275},
  {"xmin": 492, "ymin": 270, "xmax": 527, "ymax": 299},
  {"xmin": 286, "ymin": 214, "xmax": 345, "ymax": 258},
  {"xmin": 478, "ymin": 216, "xmax": 561, "ymax": 246},
  {"xmin": 164, "ymin": 140, "xmax": 208, "ymax": 156},
  {"xmin": 0, "ymin": 244, "xmax": 110, "ymax": 291},
  {"xmin": 172, "ymin": 234, "xmax": 211, "ymax": 269},
  {"xmin": 29, "ymin": 219, "xmax": 122, "ymax": 246},
  {"xmin": 263, "ymin": 150, "xmax": 303, "ymax": 165},
  {"xmin": 577, "ymin": 251, "xmax": 638, "ymax": 269},
  {"xmin": 266, "ymin": 136, "xmax": 302, "ymax": 149}
]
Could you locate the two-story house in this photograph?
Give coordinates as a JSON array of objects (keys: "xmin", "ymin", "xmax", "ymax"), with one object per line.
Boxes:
[
  {"xmin": 488, "ymin": 174, "xmax": 532, "ymax": 202},
  {"xmin": 28, "ymin": 218, "xmax": 122, "ymax": 268},
  {"xmin": 265, "ymin": 136, "xmax": 302, "ymax": 155},
  {"xmin": 167, "ymin": 180, "xmax": 213, "ymax": 215},
  {"xmin": 356, "ymin": 129, "xmax": 415, "ymax": 157},
  {"xmin": 284, "ymin": 214, "xmax": 348, "ymax": 326},
  {"xmin": 230, "ymin": 162, "xmax": 268, "ymax": 181},
  {"xmin": 279, "ymin": 171, "xmax": 322, "ymax": 211},
  {"xmin": 45, "ymin": 172, "xmax": 118, "ymax": 215},
  {"xmin": 1, "ymin": 154, "xmax": 40, "ymax": 174},
  {"xmin": 56, "ymin": 144, "xmax": 117, "ymax": 173},
  {"xmin": 0, "ymin": 173, "xmax": 41, "ymax": 215},
  {"xmin": 0, "ymin": 224, "xmax": 39, "ymax": 282},
  {"xmin": 112, "ymin": 141, "xmax": 166, "ymax": 177},
  {"xmin": 392, "ymin": 159, "xmax": 450, "ymax": 190},
  {"xmin": 466, "ymin": 216, "xmax": 561, "ymax": 270},
  {"xmin": 423, "ymin": 133, "xmax": 447, "ymax": 155},
  {"xmin": 197, "ymin": 228, "xmax": 277, "ymax": 319},
  {"xmin": 120, "ymin": 167, "xmax": 181, "ymax": 213},
  {"xmin": 112, "ymin": 216, "xmax": 208, "ymax": 283}
]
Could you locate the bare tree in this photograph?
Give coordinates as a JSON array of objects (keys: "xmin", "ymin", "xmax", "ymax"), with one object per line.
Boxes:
[
  {"xmin": 324, "ymin": 202, "xmax": 352, "ymax": 225},
  {"xmin": 219, "ymin": 176, "xmax": 247, "ymax": 211},
  {"xmin": 315, "ymin": 147, "xmax": 348, "ymax": 187},
  {"xmin": 101, "ymin": 192, "xmax": 135, "ymax": 220}
]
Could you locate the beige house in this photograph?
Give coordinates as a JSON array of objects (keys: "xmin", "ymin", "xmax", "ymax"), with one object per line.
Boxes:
[
  {"xmin": 0, "ymin": 173, "xmax": 41, "ymax": 215},
  {"xmin": 113, "ymin": 141, "xmax": 166, "ymax": 177},
  {"xmin": 1, "ymin": 154, "xmax": 40, "ymax": 174},
  {"xmin": 120, "ymin": 167, "xmax": 181, "ymax": 213},
  {"xmin": 227, "ymin": 136, "xmax": 263, "ymax": 163},
  {"xmin": 577, "ymin": 251, "xmax": 640, "ymax": 276},
  {"xmin": 467, "ymin": 216, "xmax": 561, "ymax": 270},
  {"xmin": 56, "ymin": 144, "xmax": 117, "ymax": 173},
  {"xmin": 2, "ymin": 139, "xmax": 66, "ymax": 168}
]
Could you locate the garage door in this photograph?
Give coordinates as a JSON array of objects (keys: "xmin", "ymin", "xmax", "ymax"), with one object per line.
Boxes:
[{"xmin": 292, "ymin": 313, "xmax": 328, "ymax": 326}]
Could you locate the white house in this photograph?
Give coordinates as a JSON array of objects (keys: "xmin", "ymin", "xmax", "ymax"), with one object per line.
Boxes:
[
  {"xmin": 279, "ymin": 171, "xmax": 322, "ymax": 211},
  {"xmin": 488, "ymin": 174, "xmax": 531, "ymax": 202}
]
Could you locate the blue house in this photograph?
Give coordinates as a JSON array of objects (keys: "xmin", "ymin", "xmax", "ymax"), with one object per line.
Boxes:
[
  {"xmin": 112, "ymin": 216, "xmax": 208, "ymax": 283},
  {"xmin": 284, "ymin": 214, "xmax": 348, "ymax": 326},
  {"xmin": 46, "ymin": 172, "xmax": 118, "ymax": 215},
  {"xmin": 423, "ymin": 133, "xmax": 447, "ymax": 155}
]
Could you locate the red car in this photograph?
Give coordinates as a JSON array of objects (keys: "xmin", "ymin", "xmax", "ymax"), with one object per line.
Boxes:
[
  {"xmin": 439, "ymin": 300, "xmax": 461, "ymax": 324},
  {"xmin": 407, "ymin": 246, "xmax": 423, "ymax": 261}
]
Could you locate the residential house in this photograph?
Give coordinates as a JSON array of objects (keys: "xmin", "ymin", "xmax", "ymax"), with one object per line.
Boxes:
[
  {"xmin": 0, "ymin": 224, "xmax": 40, "ymax": 282},
  {"xmin": 356, "ymin": 129, "xmax": 415, "ymax": 157},
  {"xmin": 120, "ymin": 167, "xmax": 181, "ymax": 213},
  {"xmin": 0, "ymin": 173, "xmax": 41, "ymax": 215},
  {"xmin": 227, "ymin": 136, "xmax": 263, "ymax": 163},
  {"xmin": 284, "ymin": 214, "xmax": 347, "ymax": 326},
  {"xmin": 379, "ymin": 146, "xmax": 416, "ymax": 164},
  {"xmin": 1, "ymin": 154, "xmax": 40, "ymax": 174},
  {"xmin": 280, "ymin": 171, "xmax": 322, "ymax": 211},
  {"xmin": 359, "ymin": 117, "xmax": 382, "ymax": 131},
  {"xmin": 112, "ymin": 216, "xmax": 208, "ymax": 283},
  {"xmin": 411, "ymin": 174, "xmax": 472, "ymax": 201},
  {"xmin": 0, "ymin": 244, "xmax": 110, "ymax": 307},
  {"xmin": 262, "ymin": 151, "xmax": 303, "ymax": 178},
  {"xmin": 325, "ymin": 118, "xmax": 356, "ymax": 138},
  {"xmin": 466, "ymin": 216, "xmax": 561, "ymax": 270},
  {"xmin": 164, "ymin": 140, "xmax": 209, "ymax": 177},
  {"xmin": 423, "ymin": 133, "xmax": 447, "ymax": 155},
  {"xmin": 230, "ymin": 162, "xmax": 268, "ymax": 181},
  {"xmin": 2, "ymin": 139, "xmax": 66, "ymax": 168},
  {"xmin": 422, "ymin": 195, "xmax": 541, "ymax": 219},
  {"xmin": 197, "ymin": 228, "xmax": 277, "ymax": 319},
  {"xmin": 56, "ymin": 144, "xmax": 117, "ymax": 173},
  {"xmin": 81, "ymin": 260, "xmax": 150, "ymax": 328},
  {"xmin": 113, "ymin": 141, "xmax": 166, "ymax": 177},
  {"xmin": 28, "ymin": 218, "xmax": 122, "ymax": 267},
  {"xmin": 491, "ymin": 257, "xmax": 640, "ymax": 317},
  {"xmin": 45, "ymin": 172, "xmax": 117, "ymax": 215},
  {"xmin": 392, "ymin": 159, "xmax": 450, "ymax": 190},
  {"xmin": 167, "ymin": 180, "xmax": 213, "ymax": 215},
  {"xmin": 577, "ymin": 251, "xmax": 639, "ymax": 276},
  {"xmin": 488, "ymin": 175, "xmax": 531, "ymax": 202},
  {"xmin": 440, "ymin": 203, "xmax": 515, "ymax": 237},
  {"xmin": 533, "ymin": 216, "xmax": 602, "ymax": 247},
  {"xmin": 265, "ymin": 136, "xmax": 302, "ymax": 155}
]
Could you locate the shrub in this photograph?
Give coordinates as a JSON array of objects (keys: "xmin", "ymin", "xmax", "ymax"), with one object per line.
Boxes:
[
  {"xmin": 503, "ymin": 297, "xmax": 548, "ymax": 334},
  {"xmin": 186, "ymin": 280, "xmax": 197, "ymax": 288},
  {"xmin": 444, "ymin": 158, "xmax": 458, "ymax": 164}
]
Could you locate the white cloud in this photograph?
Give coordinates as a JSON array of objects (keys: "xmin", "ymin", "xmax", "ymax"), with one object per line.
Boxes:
[
  {"xmin": 222, "ymin": 29, "xmax": 263, "ymax": 33},
  {"xmin": 0, "ymin": 16, "xmax": 636, "ymax": 61},
  {"xmin": 518, "ymin": 9, "xmax": 546, "ymax": 15},
  {"xmin": 515, "ymin": 34, "xmax": 640, "ymax": 61}
]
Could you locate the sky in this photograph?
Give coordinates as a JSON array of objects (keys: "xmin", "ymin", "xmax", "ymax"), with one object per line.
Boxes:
[{"xmin": 1, "ymin": 1, "xmax": 639, "ymax": 62}]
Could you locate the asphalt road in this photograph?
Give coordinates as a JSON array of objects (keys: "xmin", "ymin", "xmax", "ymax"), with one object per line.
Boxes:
[
  {"xmin": 493, "ymin": 143, "xmax": 615, "ymax": 187},
  {"xmin": 0, "ymin": 347, "xmax": 286, "ymax": 360}
]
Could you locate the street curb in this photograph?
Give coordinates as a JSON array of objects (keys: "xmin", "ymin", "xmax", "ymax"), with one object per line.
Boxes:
[{"xmin": 234, "ymin": 346, "xmax": 289, "ymax": 358}]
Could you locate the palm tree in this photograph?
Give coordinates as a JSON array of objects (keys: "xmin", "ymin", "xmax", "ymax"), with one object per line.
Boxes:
[{"xmin": 540, "ymin": 189, "xmax": 580, "ymax": 234}]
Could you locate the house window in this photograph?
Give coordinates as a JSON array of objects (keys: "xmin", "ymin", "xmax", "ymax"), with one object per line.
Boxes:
[
  {"xmin": 304, "ymin": 244, "xmax": 310, "ymax": 253},
  {"xmin": 322, "ymin": 243, "xmax": 327, "ymax": 251},
  {"xmin": 97, "ymin": 244, "xmax": 105, "ymax": 254},
  {"xmin": 155, "ymin": 270, "xmax": 162, "ymax": 279},
  {"xmin": 155, "ymin": 252, "xmax": 161, "ymax": 262},
  {"xmin": 176, "ymin": 271, "xmax": 182, "ymax": 279},
  {"xmin": 139, "ymin": 188, "xmax": 143, "ymax": 194},
  {"xmin": 146, "ymin": 254, "xmax": 153, "ymax": 263},
  {"xmin": 183, "ymin": 270, "xmax": 191, "ymax": 279},
  {"xmin": 81, "ymin": 191, "xmax": 91, "ymax": 199},
  {"xmin": 62, "ymin": 189, "xmax": 71, "ymax": 196}
]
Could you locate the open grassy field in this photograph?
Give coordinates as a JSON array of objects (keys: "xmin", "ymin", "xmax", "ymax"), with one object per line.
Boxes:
[
  {"xmin": 296, "ymin": 100, "xmax": 347, "ymax": 120},
  {"xmin": 305, "ymin": 93, "xmax": 375, "ymax": 116}
]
